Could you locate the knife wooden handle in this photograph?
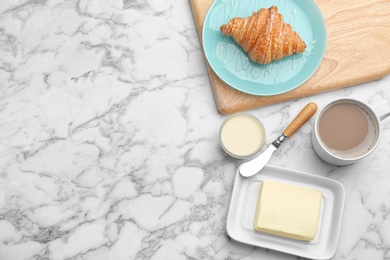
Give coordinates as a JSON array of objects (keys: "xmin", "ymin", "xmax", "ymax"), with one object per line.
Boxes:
[{"xmin": 283, "ymin": 102, "xmax": 318, "ymax": 138}]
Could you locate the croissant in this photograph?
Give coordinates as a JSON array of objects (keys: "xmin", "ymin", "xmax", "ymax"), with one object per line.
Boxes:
[{"xmin": 220, "ymin": 6, "xmax": 306, "ymax": 64}]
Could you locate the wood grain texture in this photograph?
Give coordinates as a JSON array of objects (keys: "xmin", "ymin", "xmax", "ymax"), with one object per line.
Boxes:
[
  {"xmin": 190, "ymin": 0, "xmax": 390, "ymax": 114},
  {"xmin": 283, "ymin": 102, "xmax": 318, "ymax": 137}
]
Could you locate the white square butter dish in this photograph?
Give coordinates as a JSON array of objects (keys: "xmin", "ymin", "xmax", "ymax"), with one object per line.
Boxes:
[{"xmin": 226, "ymin": 165, "xmax": 345, "ymax": 259}]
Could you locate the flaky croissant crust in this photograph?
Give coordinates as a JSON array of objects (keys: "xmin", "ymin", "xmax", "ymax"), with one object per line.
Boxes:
[{"xmin": 220, "ymin": 6, "xmax": 306, "ymax": 64}]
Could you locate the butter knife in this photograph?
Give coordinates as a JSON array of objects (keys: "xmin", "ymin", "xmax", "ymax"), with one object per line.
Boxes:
[{"xmin": 239, "ymin": 102, "xmax": 318, "ymax": 177}]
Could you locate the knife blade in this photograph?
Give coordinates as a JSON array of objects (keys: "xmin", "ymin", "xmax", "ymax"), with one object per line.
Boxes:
[{"xmin": 239, "ymin": 102, "xmax": 318, "ymax": 177}]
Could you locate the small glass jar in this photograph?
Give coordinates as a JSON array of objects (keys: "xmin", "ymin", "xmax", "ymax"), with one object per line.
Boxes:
[{"xmin": 219, "ymin": 113, "xmax": 266, "ymax": 159}]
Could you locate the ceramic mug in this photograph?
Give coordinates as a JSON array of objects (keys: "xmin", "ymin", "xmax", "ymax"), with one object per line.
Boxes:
[{"xmin": 311, "ymin": 98, "xmax": 383, "ymax": 166}]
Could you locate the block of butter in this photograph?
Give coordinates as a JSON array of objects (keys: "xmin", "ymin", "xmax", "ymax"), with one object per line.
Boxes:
[{"xmin": 254, "ymin": 180, "xmax": 322, "ymax": 241}]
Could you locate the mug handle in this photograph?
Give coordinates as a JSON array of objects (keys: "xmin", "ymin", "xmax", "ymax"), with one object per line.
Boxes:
[
  {"xmin": 380, "ymin": 111, "xmax": 390, "ymax": 121},
  {"xmin": 375, "ymin": 103, "xmax": 390, "ymax": 121}
]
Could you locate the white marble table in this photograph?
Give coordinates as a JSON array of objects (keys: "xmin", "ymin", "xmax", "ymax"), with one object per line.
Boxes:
[{"xmin": 1, "ymin": 1, "xmax": 390, "ymax": 259}]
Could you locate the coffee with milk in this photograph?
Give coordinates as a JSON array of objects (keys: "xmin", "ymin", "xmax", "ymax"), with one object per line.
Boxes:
[{"xmin": 318, "ymin": 102, "xmax": 378, "ymax": 159}]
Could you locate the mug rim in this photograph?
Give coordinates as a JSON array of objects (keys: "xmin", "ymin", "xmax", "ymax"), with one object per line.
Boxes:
[{"xmin": 314, "ymin": 98, "xmax": 382, "ymax": 162}]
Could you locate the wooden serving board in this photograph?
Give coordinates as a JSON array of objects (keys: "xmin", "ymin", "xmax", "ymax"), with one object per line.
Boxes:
[{"xmin": 190, "ymin": 0, "xmax": 390, "ymax": 114}]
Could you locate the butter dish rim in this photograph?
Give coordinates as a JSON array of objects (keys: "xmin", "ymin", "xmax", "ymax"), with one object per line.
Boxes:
[{"xmin": 226, "ymin": 164, "xmax": 345, "ymax": 260}]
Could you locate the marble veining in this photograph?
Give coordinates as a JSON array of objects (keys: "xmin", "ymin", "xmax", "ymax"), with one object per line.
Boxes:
[{"xmin": 0, "ymin": 0, "xmax": 390, "ymax": 259}]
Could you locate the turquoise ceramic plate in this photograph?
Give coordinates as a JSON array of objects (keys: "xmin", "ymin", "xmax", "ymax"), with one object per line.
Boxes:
[{"xmin": 202, "ymin": 0, "xmax": 326, "ymax": 96}]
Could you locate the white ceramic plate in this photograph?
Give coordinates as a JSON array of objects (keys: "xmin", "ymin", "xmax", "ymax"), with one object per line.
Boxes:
[{"xmin": 226, "ymin": 165, "xmax": 345, "ymax": 259}]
